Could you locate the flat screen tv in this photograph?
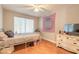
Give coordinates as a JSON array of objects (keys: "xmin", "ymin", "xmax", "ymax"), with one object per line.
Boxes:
[{"xmin": 64, "ymin": 24, "xmax": 79, "ymax": 33}]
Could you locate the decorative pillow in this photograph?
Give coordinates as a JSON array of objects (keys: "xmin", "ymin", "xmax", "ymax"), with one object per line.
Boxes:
[
  {"xmin": 0, "ymin": 32, "xmax": 8, "ymax": 41},
  {"xmin": 0, "ymin": 32, "xmax": 8, "ymax": 38},
  {"xmin": 0, "ymin": 36, "xmax": 3, "ymax": 41},
  {"xmin": 4, "ymin": 31, "xmax": 14, "ymax": 38}
]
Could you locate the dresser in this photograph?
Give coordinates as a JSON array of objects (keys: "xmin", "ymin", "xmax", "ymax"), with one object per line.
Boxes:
[{"xmin": 57, "ymin": 34, "xmax": 79, "ymax": 53}]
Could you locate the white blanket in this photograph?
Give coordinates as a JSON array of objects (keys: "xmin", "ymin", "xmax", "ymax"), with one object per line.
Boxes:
[{"xmin": 2, "ymin": 33, "xmax": 40, "ymax": 47}]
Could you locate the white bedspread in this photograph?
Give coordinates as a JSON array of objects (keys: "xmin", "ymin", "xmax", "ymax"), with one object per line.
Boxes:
[{"xmin": 2, "ymin": 33, "xmax": 40, "ymax": 47}]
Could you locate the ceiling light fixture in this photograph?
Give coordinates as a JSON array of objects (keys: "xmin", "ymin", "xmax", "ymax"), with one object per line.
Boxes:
[{"xmin": 34, "ymin": 8, "xmax": 39, "ymax": 12}]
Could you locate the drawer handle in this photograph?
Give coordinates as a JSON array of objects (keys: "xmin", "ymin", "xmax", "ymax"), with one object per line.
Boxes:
[
  {"xmin": 67, "ymin": 37, "xmax": 69, "ymax": 39},
  {"xmin": 59, "ymin": 36, "xmax": 61, "ymax": 37},
  {"xmin": 77, "ymin": 39, "xmax": 79, "ymax": 41},
  {"xmin": 73, "ymin": 43, "xmax": 77, "ymax": 44},
  {"xmin": 77, "ymin": 49, "xmax": 79, "ymax": 51},
  {"xmin": 59, "ymin": 43, "xmax": 61, "ymax": 44}
]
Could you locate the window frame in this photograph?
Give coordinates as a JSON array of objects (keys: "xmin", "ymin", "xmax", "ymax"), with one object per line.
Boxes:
[{"xmin": 13, "ymin": 16, "xmax": 35, "ymax": 34}]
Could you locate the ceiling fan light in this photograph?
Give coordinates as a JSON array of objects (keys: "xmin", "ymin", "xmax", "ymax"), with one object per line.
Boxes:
[{"xmin": 34, "ymin": 8, "xmax": 39, "ymax": 12}]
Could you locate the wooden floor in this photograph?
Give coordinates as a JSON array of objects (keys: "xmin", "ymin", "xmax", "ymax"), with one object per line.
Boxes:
[{"xmin": 13, "ymin": 40, "xmax": 73, "ymax": 54}]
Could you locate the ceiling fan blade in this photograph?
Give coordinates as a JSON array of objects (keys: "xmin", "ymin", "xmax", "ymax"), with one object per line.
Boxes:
[
  {"xmin": 20, "ymin": 5, "xmax": 33, "ymax": 8},
  {"xmin": 18, "ymin": 7, "xmax": 34, "ymax": 10},
  {"xmin": 22, "ymin": 4, "xmax": 38, "ymax": 8},
  {"xmin": 25, "ymin": 7, "xmax": 34, "ymax": 10},
  {"xmin": 16, "ymin": 4, "xmax": 34, "ymax": 8},
  {"xmin": 39, "ymin": 7, "xmax": 49, "ymax": 12},
  {"xmin": 18, "ymin": 4, "xmax": 36, "ymax": 10}
]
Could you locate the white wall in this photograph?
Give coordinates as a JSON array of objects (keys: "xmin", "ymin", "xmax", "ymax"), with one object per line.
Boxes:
[
  {"xmin": 55, "ymin": 8, "xmax": 67, "ymax": 33},
  {"xmin": 39, "ymin": 7, "xmax": 67, "ymax": 43},
  {"xmin": 39, "ymin": 17, "xmax": 56, "ymax": 43},
  {"xmin": 39, "ymin": 5, "xmax": 79, "ymax": 43},
  {"xmin": 3, "ymin": 9, "xmax": 38, "ymax": 31},
  {"xmin": 66, "ymin": 6, "xmax": 79, "ymax": 24},
  {"xmin": 0, "ymin": 5, "xmax": 3, "ymax": 31}
]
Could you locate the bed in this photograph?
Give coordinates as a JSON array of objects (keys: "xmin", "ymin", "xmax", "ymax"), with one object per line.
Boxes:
[{"xmin": 0, "ymin": 32, "xmax": 40, "ymax": 53}]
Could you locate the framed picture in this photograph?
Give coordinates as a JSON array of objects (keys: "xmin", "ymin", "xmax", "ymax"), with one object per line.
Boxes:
[{"xmin": 42, "ymin": 13, "xmax": 56, "ymax": 32}]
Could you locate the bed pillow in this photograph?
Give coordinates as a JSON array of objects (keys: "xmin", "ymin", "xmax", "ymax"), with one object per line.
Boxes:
[
  {"xmin": 0, "ymin": 32, "xmax": 8, "ymax": 38},
  {"xmin": 0, "ymin": 32, "xmax": 8, "ymax": 41},
  {"xmin": 4, "ymin": 31, "xmax": 14, "ymax": 38}
]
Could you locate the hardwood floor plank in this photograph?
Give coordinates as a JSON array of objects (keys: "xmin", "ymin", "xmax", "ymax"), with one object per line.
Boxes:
[{"xmin": 13, "ymin": 40, "xmax": 73, "ymax": 54}]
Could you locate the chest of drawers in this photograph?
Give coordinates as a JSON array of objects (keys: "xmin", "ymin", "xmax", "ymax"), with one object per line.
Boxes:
[{"xmin": 57, "ymin": 34, "xmax": 79, "ymax": 53}]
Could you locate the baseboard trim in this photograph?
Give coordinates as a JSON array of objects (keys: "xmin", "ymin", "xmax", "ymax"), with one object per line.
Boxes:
[{"xmin": 42, "ymin": 37, "xmax": 56, "ymax": 44}]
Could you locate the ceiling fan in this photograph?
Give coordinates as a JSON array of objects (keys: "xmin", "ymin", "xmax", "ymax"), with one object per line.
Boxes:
[{"xmin": 20, "ymin": 4, "xmax": 49, "ymax": 12}]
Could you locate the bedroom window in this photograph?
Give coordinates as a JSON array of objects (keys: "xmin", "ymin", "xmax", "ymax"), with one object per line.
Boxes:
[{"xmin": 14, "ymin": 17, "xmax": 34, "ymax": 34}]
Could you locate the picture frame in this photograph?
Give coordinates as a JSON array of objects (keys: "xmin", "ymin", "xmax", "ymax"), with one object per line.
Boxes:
[{"xmin": 42, "ymin": 13, "xmax": 56, "ymax": 32}]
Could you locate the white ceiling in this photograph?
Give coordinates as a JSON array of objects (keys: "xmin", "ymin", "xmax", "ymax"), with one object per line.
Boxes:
[
  {"xmin": 2, "ymin": 4, "xmax": 59, "ymax": 17},
  {"xmin": 2, "ymin": 4, "xmax": 79, "ymax": 17}
]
